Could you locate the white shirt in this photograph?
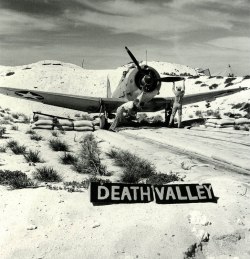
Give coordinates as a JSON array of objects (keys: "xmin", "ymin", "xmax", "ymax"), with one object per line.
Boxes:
[{"xmin": 121, "ymin": 101, "xmax": 134, "ymax": 111}]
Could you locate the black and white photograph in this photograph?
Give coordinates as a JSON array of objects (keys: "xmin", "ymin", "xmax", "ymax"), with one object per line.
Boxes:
[{"xmin": 0, "ymin": 0, "xmax": 250, "ymax": 258}]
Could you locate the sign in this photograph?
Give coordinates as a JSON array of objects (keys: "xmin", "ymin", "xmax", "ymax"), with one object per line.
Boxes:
[
  {"xmin": 153, "ymin": 183, "xmax": 216, "ymax": 204},
  {"xmin": 90, "ymin": 182, "xmax": 217, "ymax": 205},
  {"xmin": 90, "ymin": 182, "xmax": 154, "ymax": 204}
]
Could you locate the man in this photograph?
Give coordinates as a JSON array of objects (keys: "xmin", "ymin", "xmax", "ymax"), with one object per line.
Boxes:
[
  {"xmin": 169, "ymin": 80, "xmax": 185, "ymax": 128},
  {"xmin": 109, "ymin": 99, "xmax": 140, "ymax": 132}
]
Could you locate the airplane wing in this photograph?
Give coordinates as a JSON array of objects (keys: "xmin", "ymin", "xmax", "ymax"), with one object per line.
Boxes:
[
  {"xmin": 0, "ymin": 87, "xmax": 126, "ymax": 113},
  {"xmin": 0, "ymin": 86, "xmax": 246, "ymax": 114},
  {"xmin": 141, "ymin": 87, "xmax": 247, "ymax": 112}
]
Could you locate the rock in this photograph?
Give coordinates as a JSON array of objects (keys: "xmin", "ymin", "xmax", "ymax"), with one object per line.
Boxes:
[
  {"xmin": 92, "ymin": 224, "xmax": 100, "ymax": 228},
  {"xmin": 236, "ymin": 218, "xmax": 245, "ymax": 226},
  {"xmin": 192, "ymin": 228, "xmax": 209, "ymax": 242},
  {"xmin": 200, "ymin": 231, "xmax": 210, "ymax": 242},
  {"xmin": 188, "ymin": 211, "xmax": 211, "ymax": 226},
  {"xmin": 27, "ymin": 224, "xmax": 37, "ymax": 230}
]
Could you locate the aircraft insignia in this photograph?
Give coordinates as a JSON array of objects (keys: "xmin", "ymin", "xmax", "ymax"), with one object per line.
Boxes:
[{"xmin": 15, "ymin": 91, "xmax": 44, "ymax": 100}]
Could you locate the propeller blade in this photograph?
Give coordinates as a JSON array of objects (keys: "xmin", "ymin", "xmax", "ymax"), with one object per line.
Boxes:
[
  {"xmin": 157, "ymin": 76, "xmax": 184, "ymax": 82},
  {"xmin": 125, "ymin": 46, "xmax": 141, "ymax": 71}
]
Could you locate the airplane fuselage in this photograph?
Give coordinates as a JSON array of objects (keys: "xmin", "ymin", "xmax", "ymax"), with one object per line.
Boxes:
[{"xmin": 112, "ymin": 64, "xmax": 162, "ymax": 106}]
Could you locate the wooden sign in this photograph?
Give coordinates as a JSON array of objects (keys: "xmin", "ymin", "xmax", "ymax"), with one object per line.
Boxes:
[
  {"xmin": 90, "ymin": 182, "xmax": 217, "ymax": 205},
  {"xmin": 153, "ymin": 183, "xmax": 216, "ymax": 204},
  {"xmin": 90, "ymin": 182, "xmax": 154, "ymax": 204}
]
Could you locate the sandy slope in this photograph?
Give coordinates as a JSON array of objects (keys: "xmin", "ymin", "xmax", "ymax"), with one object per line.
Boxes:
[
  {"xmin": 0, "ymin": 123, "xmax": 250, "ymax": 259},
  {"xmin": 0, "ymin": 60, "xmax": 249, "ymax": 120}
]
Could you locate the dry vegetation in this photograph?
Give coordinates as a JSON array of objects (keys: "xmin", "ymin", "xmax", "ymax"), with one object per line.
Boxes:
[
  {"xmin": 49, "ymin": 138, "xmax": 69, "ymax": 152},
  {"xmin": 73, "ymin": 134, "xmax": 107, "ymax": 176},
  {"xmin": 0, "ymin": 170, "xmax": 34, "ymax": 189},
  {"xmin": 107, "ymin": 148, "xmax": 182, "ymax": 184},
  {"xmin": 34, "ymin": 166, "xmax": 62, "ymax": 182}
]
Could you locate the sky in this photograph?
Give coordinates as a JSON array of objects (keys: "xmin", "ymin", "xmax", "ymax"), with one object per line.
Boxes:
[{"xmin": 0, "ymin": 0, "xmax": 250, "ymax": 75}]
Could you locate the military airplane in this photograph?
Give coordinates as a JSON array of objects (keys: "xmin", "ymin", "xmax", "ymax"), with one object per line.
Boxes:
[{"xmin": 0, "ymin": 47, "xmax": 246, "ymax": 128}]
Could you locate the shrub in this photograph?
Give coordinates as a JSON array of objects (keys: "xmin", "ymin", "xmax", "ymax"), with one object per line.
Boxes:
[
  {"xmin": 11, "ymin": 113, "xmax": 19, "ymax": 119},
  {"xmin": 191, "ymin": 75, "xmax": 200, "ymax": 79},
  {"xmin": 243, "ymin": 126, "xmax": 249, "ymax": 131},
  {"xmin": 49, "ymin": 138, "xmax": 69, "ymax": 151},
  {"xmin": 0, "ymin": 170, "xmax": 34, "ymax": 189},
  {"xmin": 6, "ymin": 140, "xmax": 18, "ymax": 148},
  {"xmin": 195, "ymin": 110, "xmax": 203, "ymax": 117},
  {"xmin": 0, "ymin": 126, "xmax": 6, "ymax": 137},
  {"xmin": 232, "ymin": 102, "xmax": 244, "ymax": 109},
  {"xmin": 20, "ymin": 114, "xmax": 30, "ymax": 123},
  {"xmin": 73, "ymin": 134, "xmax": 106, "ymax": 175},
  {"xmin": 30, "ymin": 133, "xmax": 43, "ymax": 141},
  {"xmin": 26, "ymin": 129, "xmax": 36, "ymax": 135},
  {"xmin": 224, "ymin": 77, "xmax": 236, "ymax": 84},
  {"xmin": 146, "ymin": 172, "xmax": 183, "ymax": 185},
  {"xmin": 234, "ymin": 125, "xmax": 240, "ymax": 130},
  {"xmin": 34, "ymin": 166, "xmax": 62, "ymax": 182},
  {"xmin": 195, "ymin": 81, "xmax": 202, "ymax": 84},
  {"xmin": 0, "ymin": 118, "xmax": 12, "ymax": 125},
  {"xmin": 24, "ymin": 150, "xmax": 43, "ymax": 163},
  {"xmin": 180, "ymin": 72, "xmax": 191, "ymax": 76},
  {"xmin": 60, "ymin": 152, "xmax": 77, "ymax": 165},
  {"xmin": 60, "ymin": 130, "xmax": 66, "ymax": 135},
  {"xmin": 0, "ymin": 145, "xmax": 6, "ymax": 152},
  {"xmin": 209, "ymin": 84, "xmax": 218, "ymax": 90},
  {"xmin": 51, "ymin": 131, "xmax": 59, "ymax": 137},
  {"xmin": 3, "ymin": 115, "xmax": 13, "ymax": 122},
  {"xmin": 120, "ymin": 167, "xmax": 141, "ymax": 183},
  {"xmin": 63, "ymin": 177, "xmax": 111, "ymax": 192},
  {"xmin": 243, "ymin": 75, "xmax": 250, "ymax": 80},
  {"xmin": 11, "ymin": 125, "xmax": 18, "ymax": 130},
  {"xmin": 7, "ymin": 141, "xmax": 26, "ymax": 154},
  {"xmin": 74, "ymin": 113, "xmax": 81, "ymax": 118},
  {"xmin": 216, "ymin": 76, "xmax": 223, "ymax": 79},
  {"xmin": 200, "ymin": 83, "xmax": 207, "ymax": 87},
  {"xmin": 6, "ymin": 72, "xmax": 15, "ymax": 76},
  {"xmin": 107, "ymin": 148, "xmax": 156, "ymax": 183},
  {"xmin": 206, "ymin": 110, "xmax": 221, "ymax": 118}
]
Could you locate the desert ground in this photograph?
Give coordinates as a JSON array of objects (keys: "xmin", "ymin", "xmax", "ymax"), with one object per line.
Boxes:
[
  {"xmin": 0, "ymin": 61, "xmax": 250, "ymax": 258},
  {"xmin": 0, "ymin": 120, "xmax": 250, "ymax": 259}
]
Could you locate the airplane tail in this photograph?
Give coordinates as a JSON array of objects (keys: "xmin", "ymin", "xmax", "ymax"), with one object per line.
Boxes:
[{"xmin": 107, "ymin": 76, "xmax": 112, "ymax": 98}]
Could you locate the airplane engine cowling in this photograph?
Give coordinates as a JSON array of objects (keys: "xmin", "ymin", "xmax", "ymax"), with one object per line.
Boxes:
[{"xmin": 134, "ymin": 65, "xmax": 161, "ymax": 93}]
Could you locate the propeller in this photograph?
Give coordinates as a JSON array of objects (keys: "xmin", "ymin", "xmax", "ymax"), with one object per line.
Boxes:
[
  {"xmin": 125, "ymin": 46, "xmax": 184, "ymax": 82},
  {"xmin": 125, "ymin": 46, "xmax": 141, "ymax": 71},
  {"xmin": 157, "ymin": 76, "xmax": 184, "ymax": 83}
]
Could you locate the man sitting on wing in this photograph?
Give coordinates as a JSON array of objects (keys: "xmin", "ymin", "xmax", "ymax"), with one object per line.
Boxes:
[
  {"xmin": 109, "ymin": 99, "xmax": 140, "ymax": 132},
  {"xmin": 169, "ymin": 80, "xmax": 185, "ymax": 128}
]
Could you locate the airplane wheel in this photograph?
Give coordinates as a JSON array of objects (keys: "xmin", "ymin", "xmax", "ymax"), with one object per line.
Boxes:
[
  {"xmin": 99, "ymin": 115, "xmax": 108, "ymax": 129},
  {"xmin": 165, "ymin": 103, "xmax": 173, "ymax": 126}
]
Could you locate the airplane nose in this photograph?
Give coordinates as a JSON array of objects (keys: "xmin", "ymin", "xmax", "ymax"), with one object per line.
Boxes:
[{"xmin": 141, "ymin": 75, "xmax": 152, "ymax": 85}]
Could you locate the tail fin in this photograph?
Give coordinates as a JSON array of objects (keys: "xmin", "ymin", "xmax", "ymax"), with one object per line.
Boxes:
[{"xmin": 107, "ymin": 76, "xmax": 112, "ymax": 98}]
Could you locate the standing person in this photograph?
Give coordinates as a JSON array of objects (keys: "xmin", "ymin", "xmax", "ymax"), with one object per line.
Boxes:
[
  {"xmin": 169, "ymin": 80, "xmax": 185, "ymax": 128},
  {"xmin": 109, "ymin": 99, "xmax": 140, "ymax": 132}
]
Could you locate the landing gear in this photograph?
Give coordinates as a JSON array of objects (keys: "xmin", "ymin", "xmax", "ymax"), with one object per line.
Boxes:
[
  {"xmin": 99, "ymin": 101, "xmax": 109, "ymax": 129},
  {"xmin": 165, "ymin": 102, "xmax": 173, "ymax": 127},
  {"xmin": 99, "ymin": 114, "xmax": 108, "ymax": 129}
]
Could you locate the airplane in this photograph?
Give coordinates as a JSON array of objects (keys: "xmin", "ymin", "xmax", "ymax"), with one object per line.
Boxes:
[{"xmin": 0, "ymin": 46, "xmax": 246, "ymax": 129}]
